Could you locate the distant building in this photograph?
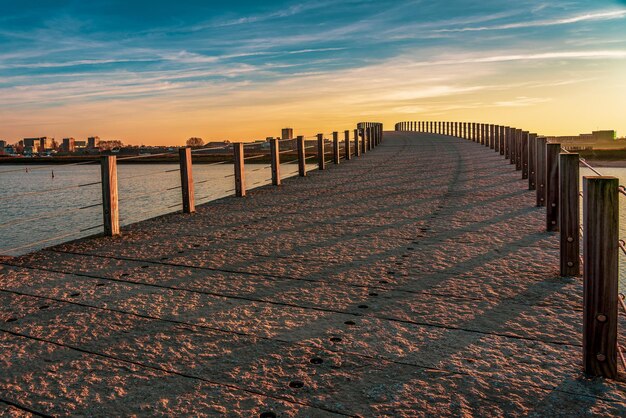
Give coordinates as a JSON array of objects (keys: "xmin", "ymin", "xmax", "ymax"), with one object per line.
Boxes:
[
  {"xmin": 74, "ymin": 140, "xmax": 87, "ymax": 149},
  {"xmin": 87, "ymin": 136, "xmax": 99, "ymax": 149},
  {"xmin": 281, "ymin": 128, "xmax": 293, "ymax": 140},
  {"xmin": 0, "ymin": 140, "xmax": 6, "ymax": 155},
  {"xmin": 549, "ymin": 130, "xmax": 617, "ymax": 151},
  {"xmin": 23, "ymin": 137, "xmax": 53, "ymax": 153},
  {"xmin": 61, "ymin": 137, "xmax": 76, "ymax": 153}
]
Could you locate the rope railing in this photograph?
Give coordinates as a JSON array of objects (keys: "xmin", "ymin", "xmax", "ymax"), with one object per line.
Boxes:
[
  {"xmin": 1, "ymin": 123, "xmax": 384, "ymax": 257},
  {"xmin": 396, "ymin": 119, "xmax": 624, "ymax": 379}
]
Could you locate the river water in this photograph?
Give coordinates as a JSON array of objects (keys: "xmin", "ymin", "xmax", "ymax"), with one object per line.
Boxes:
[
  {"xmin": 1, "ymin": 163, "xmax": 625, "ymax": 292},
  {"xmin": 0, "ymin": 162, "xmax": 304, "ymax": 256}
]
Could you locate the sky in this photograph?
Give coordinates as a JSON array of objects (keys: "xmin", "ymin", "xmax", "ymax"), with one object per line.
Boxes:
[{"xmin": 1, "ymin": 0, "xmax": 626, "ymax": 145}]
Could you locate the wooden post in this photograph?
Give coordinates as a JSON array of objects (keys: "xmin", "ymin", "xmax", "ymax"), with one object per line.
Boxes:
[
  {"xmin": 179, "ymin": 147, "xmax": 195, "ymax": 213},
  {"xmin": 297, "ymin": 135, "xmax": 306, "ymax": 177},
  {"xmin": 233, "ymin": 142, "xmax": 246, "ymax": 197},
  {"xmin": 521, "ymin": 131, "xmax": 529, "ymax": 179},
  {"xmin": 509, "ymin": 128, "xmax": 516, "ymax": 165},
  {"xmin": 361, "ymin": 129, "xmax": 367, "ymax": 154},
  {"xmin": 536, "ymin": 137, "xmax": 547, "ymax": 206},
  {"xmin": 368, "ymin": 127, "xmax": 373, "ymax": 150},
  {"xmin": 583, "ymin": 176, "xmax": 619, "ymax": 379},
  {"xmin": 354, "ymin": 129, "xmax": 361, "ymax": 157},
  {"xmin": 515, "ymin": 129, "xmax": 523, "ymax": 171},
  {"xmin": 333, "ymin": 131, "xmax": 340, "ymax": 164},
  {"xmin": 101, "ymin": 156, "xmax": 120, "ymax": 236},
  {"xmin": 494, "ymin": 125, "xmax": 499, "ymax": 153},
  {"xmin": 499, "ymin": 126, "xmax": 505, "ymax": 155},
  {"xmin": 344, "ymin": 130, "xmax": 351, "ymax": 160},
  {"xmin": 546, "ymin": 143, "xmax": 560, "ymax": 231},
  {"xmin": 270, "ymin": 138, "xmax": 281, "ymax": 186},
  {"xmin": 528, "ymin": 134, "xmax": 537, "ymax": 190},
  {"xmin": 317, "ymin": 134, "xmax": 326, "ymax": 170},
  {"xmin": 560, "ymin": 153, "xmax": 580, "ymax": 277},
  {"xmin": 504, "ymin": 127, "xmax": 510, "ymax": 159}
]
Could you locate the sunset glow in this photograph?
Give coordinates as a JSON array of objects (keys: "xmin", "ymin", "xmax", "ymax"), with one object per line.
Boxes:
[{"xmin": 1, "ymin": 1, "xmax": 626, "ymax": 144}]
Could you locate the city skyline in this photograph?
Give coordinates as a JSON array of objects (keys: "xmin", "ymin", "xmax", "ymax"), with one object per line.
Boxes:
[{"xmin": 1, "ymin": 1, "xmax": 626, "ymax": 145}]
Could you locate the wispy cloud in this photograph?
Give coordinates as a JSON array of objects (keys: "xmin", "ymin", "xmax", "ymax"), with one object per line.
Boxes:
[{"xmin": 435, "ymin": 9, "xmax": 626, "ymax": 32}]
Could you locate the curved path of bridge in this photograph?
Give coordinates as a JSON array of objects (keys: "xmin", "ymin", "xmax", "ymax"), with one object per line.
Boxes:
[{"xmin": 1, "ymin": 132, "xmax": 625, "ymax": 416}]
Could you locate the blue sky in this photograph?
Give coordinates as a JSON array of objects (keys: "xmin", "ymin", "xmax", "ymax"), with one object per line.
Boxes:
[{"xmin": 1, "ymin": 0, "xmax": 626, "ymax": 144}]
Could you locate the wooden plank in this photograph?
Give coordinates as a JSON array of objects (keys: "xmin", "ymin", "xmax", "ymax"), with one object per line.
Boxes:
[
  {"xmin": 100, "ymin": 156, "xmax": 120, "ymax": 236},
  {"xmin": 179, "ymin": 147, "xmax": 195, "ymax": 213},
  {"xmin": 559, "ymin": 153, "xmax": 580, "ymax": 276},
  {"xmin": 583, "ymin": 176, "xmax": 619, "ymax": 379}
]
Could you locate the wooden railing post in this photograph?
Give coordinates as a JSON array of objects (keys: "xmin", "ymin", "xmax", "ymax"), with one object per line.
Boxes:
[
  {"xmin": 101, "ymin": 156, "xmax": 120, "ymax": 236},
  {"xmin": 509, "ymin": 127, "xmax": 516, "ymax": 165},
  {"xmin": 270, "ymin": 138, "xmax": 281, "ymax": 186},
  {"xmin": 297, "ymin": 136, "xmax": 306, "ymax": 177},
  {"xmin": 499, "ymin": 126, "xmax": 505, "ymax": 155},
  {"xmin": 233, "ymin": 142, "xmax": 246, "ymax": 197},
  {"xmin": 354, "ymin": 129, "xmax": 361, "ymax": 157},
  {"xmin": 583, "ymin": 176, "xmax": 619, "ymax": 379},
  {"xmin": 494, "ymin": 125, "xmax": 499, "ymax": 153},
  {"xmin": 536, "ymin": 137, "xmax": 547, "ymax": 206},
  {"xmin": 528, "ymin": 134, "xmax": 537, "ymax": 190},
  {"xmin": 317, "ymin": 134, "xmax": 326, "ymax": 170},
  {"xmin": 333, "ymin": 131, "xmax": 340, "ymax": 164},
  {"xmin": 515, "ymin": 129, "xmax": 523, "ymax": 171},
  {"xmin": 520, "ymin": 131, "xmax": 528, "ymax": 180},
  {"xmin": 344, "ymin": 130, "xmax": 351, "ymax": 160},
  {"xmin": 504, "ymin": 127, "xmax": 510, "ymax": 159},
  {"xmin": 179, "ymin": 147, "xmax": 195, "ymax": 213},
  {"xmin": 362, "ymin": 129, "xmax": 367, "ymax": 154},
  {"xmin": 560, "ymin": 153, "xmax": 580, "ymax": 277},
  {"xmin": 546, "ymin": 143, "xmax": 560, "ymax": 231}
]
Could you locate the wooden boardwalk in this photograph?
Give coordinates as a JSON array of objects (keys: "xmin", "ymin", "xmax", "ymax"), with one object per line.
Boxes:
[{"xmin": 1, "ymin": 132, "xmax": 625, "ymax": 416}]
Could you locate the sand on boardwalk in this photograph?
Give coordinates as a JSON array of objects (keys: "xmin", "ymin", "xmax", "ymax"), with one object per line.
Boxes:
[{"xmin": 0, "ymin": 132, "xmax": 625, "ymax": 417}]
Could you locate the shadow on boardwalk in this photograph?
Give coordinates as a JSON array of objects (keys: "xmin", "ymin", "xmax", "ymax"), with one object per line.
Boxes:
[{"xmin": 1, "ymin": 132, "xmax": 625, "ymax": 416}]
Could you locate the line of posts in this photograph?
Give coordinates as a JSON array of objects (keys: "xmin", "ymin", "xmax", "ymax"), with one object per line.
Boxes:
[
  {"xmin": 100, "ymin": 122, "xmax": 384, "ymax": 233},
  {"xmin": 395, "ymin": 120, "xmax": 621, "ymax": 379}
]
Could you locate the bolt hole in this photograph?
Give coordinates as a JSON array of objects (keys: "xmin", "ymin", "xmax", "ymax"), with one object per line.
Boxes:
[
  {"xmin": 358, "ymin": 304, "xmax": 368, "ymax": 309},
  {"xmin": 69, "ymin": 292, "xmax": 80, "ymax": 298},
  {"xmin": 407, "ymin": 247, "xmax": 415, "ymax": 250},
  {"xmin": 369, "ymin": 292, "xmax": 378, "ymax": 297},
  {"xmin": 330, "ymin": 337, "xmax": 342, "ymax": 343},
  {"xmin": 379, "ymin": 280, "xmax": 388, "ymax": 284},
  {"xmin": 387, "ymin": 271, "xmax": 395, "ymax": 275},
  {"xmin": 141, "ymin": 265, "xmax": 150, "ymax": 269},
  {"xmin": 289, "ymin": 380, "xmax": 304, "ymax": 389},
  {"xmin": 39, "ymin": 305, "xmax": 50, "ymax": 310},
  {"xmin": 259, "ymin": 412, "xmax": 276, "ymax": 418},
  {"xmin": 344, "ymin": 320, "xmax": 356, "ymax": 326},
  {"xmin": 96, "ymin": 283, "xmax": 107, "ymax": 287},
  {"xmin": 310, "ymin": 357, "xmax": 324, "ymax": 365},
  {"xmin": 6, "ymin": 317, "xmax": 17, "ymax": 322}
]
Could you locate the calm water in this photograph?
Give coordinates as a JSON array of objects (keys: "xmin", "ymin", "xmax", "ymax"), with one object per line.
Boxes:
[
  {"xmin": 0, "ymin": 161, "xmax": 304, "ymax": 256},
  {"xmin": 1, "ymin": 164, "xmax": 625, "ymax": 292}
]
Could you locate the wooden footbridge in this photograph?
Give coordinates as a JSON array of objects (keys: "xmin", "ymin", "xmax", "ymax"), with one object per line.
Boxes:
[{"xmin": 0, "ymin": 123, "xmax": 625, "ymax": 416}]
